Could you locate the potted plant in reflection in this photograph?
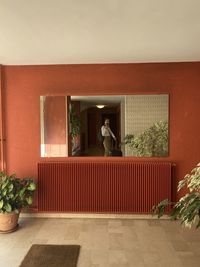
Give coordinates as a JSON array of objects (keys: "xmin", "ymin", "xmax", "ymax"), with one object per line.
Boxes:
[
  {"xmin": 0, "ymin": 172, "xmax": 36, "ymax": 233},
  {"xmin": 70, "ymin": 106, "xmax": 81, "ymax": 155},
  {"xmin": 153, "ymin": 163, "xmax": 200, "ymax": 229},
  {"xmin": 124, "ymin": 121, "xmax": 168, "ymax": 157}
]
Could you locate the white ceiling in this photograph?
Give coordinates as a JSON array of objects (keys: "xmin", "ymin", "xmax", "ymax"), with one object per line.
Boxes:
[{"xmin": 1, "ymin": 0, "xmax": 200, "ymax": 65}]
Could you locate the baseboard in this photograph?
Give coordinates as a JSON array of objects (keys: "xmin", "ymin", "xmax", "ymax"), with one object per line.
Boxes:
[{"xmin": 20, "ymin": 212, "xmax": 170, "ymax": 220}]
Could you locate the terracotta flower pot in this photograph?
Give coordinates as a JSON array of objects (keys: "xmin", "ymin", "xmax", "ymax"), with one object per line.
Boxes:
[{"xmin": 0, "ymin": 212, "xmax": 20, "ymax": 233}]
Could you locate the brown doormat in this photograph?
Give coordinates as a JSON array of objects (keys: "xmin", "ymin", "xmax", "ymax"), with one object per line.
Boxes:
[{"xmin": 19, "ymin": 244, "xmax": 80, "ymax": 267}]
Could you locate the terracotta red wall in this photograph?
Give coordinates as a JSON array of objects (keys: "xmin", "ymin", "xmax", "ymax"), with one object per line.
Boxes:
[{"xmin": 1, "ymin": 63, "xmax": 200, "ymax": 201}]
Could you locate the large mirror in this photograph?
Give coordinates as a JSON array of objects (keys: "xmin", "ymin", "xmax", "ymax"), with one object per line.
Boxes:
[{"xmin": 40, "ymin": 94, "xmax": 169, "ymax": 157}]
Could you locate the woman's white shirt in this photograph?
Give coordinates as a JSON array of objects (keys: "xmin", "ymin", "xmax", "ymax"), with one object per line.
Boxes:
[{"xmin": 101, "ymin": 125, "xmax": 115, "ymax": 138}]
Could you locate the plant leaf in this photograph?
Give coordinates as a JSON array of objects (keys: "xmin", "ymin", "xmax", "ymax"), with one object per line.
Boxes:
[
  {"xmin": 0, "ymin": 199, "xmax": 3, "ymax": 209},
  {"xmin": 5, "ymin": 203, "xmax": 12, "ymax": 212},
  {"xmin": 26, "ymin": 196, "xmax": 33, "ymax": 205},
  {"xmin": 27, "ymin": 182, "xmax": 36, "ymax": 191}
]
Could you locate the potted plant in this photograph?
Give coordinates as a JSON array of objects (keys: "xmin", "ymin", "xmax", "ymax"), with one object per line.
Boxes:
[
  {"xmin": 0, "ymin": 172, "xmax": 36, "ymax": 233},
  {"xmin": 70, "ymin": 106, "xmax": 81, "ymax": 155},
  {"xmin": 153, "ymin": 162, "xmax": 200, "ymax": 229},
  {"xmin": 124, "ymin": 120, "xmax": 168, "ymax": 157}
]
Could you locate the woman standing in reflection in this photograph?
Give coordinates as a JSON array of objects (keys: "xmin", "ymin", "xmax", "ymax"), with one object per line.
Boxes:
[{"xmin": 101, "ymin": 118, "xmax": 116, "ymax": 156}]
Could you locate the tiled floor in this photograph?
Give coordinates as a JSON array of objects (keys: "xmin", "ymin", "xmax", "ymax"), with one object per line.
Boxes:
[{"xmin": 0, "ymin": 217, "xmax": 200, "ymax": 267}]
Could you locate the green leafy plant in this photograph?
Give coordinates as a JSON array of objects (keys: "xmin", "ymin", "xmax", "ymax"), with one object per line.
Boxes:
[
  {"xmin": 124, "ymin": 120, "xmax": 168, "ymax": 157},
  {"xmin": 153, "ymin": 163, "xmax": 200, "ymax": 228},
  {"xmin": 70, "ymin": 106, "xmax": 81, "ymax": 138},
  {"xmin": 0, "ymin": 172, "xmax": 36, "ymax": 213}
]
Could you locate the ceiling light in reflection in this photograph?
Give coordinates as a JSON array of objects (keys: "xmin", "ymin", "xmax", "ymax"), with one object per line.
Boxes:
[{"xmin": 96, "ymin": 105, "xmax": 105, "ymax": 109}]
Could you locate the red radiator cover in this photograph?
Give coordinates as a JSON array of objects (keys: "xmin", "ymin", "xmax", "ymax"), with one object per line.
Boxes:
[{"xmin": 38, "ymin": 162, "xmax": 172, "ymax": 213}]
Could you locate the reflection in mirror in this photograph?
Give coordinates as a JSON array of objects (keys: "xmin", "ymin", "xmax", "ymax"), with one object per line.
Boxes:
[{"xmin": 40, "ymin": 94, "xmax": 169, "ymax": 157}]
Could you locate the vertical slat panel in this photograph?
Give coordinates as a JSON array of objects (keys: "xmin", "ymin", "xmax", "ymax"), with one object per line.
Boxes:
[{"xmin": 38, "ymin": 161, "xmax": 172, "ymax": 213}]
